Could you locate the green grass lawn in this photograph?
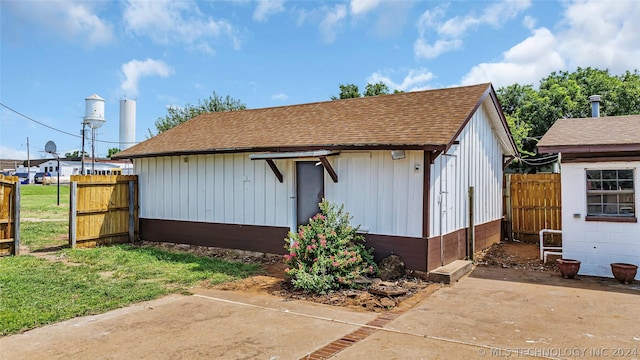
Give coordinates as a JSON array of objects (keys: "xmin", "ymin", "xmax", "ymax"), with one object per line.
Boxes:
[
  {"xmin": 1, "ymin": 185, "xmax": 262, "ymax": 336},
  {"xmin": 0, "ymin": 245, "xmax": 260, "ymax": 335},
  {"xmin": 20, "ymin": 184, "xmax": 69, "ymax": 251}
]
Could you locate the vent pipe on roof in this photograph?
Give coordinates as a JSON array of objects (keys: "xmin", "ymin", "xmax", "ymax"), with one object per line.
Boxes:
[{"xmin": 589, "ymin": 95, "xmax": 601, "ymax": 117}]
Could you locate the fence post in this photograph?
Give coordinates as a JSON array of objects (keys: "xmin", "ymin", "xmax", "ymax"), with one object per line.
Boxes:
[
  {"xmin": 505, "ymin": 174, "xmax": 513, "ymax": 241},
  {"xmin": 13, "ymin": 182, "xmax": 20, "ymax": 256},
  {"xmin": 69, "ymin": 181, "xmax": 77, "ymax": 248},
  {"xmin": 468, "ymin": 186, "xmax": 474, "ymax": 260},
  {"xmin": 128, "ymin": 180, "xmax": 135, "ymax": 242}
]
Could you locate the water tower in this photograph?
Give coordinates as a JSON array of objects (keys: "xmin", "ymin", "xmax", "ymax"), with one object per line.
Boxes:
[
  {"xmin": 119, "ymin": 98, "xmax": 136, "ymax": 150},
  {"xmin": 83, "ymin": 94, "xmax": 106, "ymax": 174}
]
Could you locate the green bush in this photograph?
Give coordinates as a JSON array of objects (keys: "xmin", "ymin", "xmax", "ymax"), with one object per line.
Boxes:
[{"xmin": 283, "ymin": 200, "xmax": 376, "ymax": 294}]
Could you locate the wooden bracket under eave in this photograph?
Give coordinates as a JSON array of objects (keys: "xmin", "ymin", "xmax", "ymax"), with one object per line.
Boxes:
[
  {"xmin": 503, "ymin": 155, "xmax": 516, "ymax": 169},
  {"xmin": 265, "ymin": 159, "xmax": 284, "ymax": 183},
  {"xmin": 319, "ymin": 156, "xmax": 338, "ymax": 183}
]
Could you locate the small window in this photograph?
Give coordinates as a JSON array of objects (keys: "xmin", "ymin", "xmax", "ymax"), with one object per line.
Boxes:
[{"xmin": 586, "ymin": 169, "xmax": 635, "ymax": 219}]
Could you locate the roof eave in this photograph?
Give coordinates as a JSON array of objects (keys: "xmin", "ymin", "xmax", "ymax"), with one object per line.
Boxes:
[
  {"xmin": 538, "ymin": 144, "xmax": 640, "ymax": 154},
  {"xmin": 112, "ymin": 143, "xmax": 449, "ymax": 160}
]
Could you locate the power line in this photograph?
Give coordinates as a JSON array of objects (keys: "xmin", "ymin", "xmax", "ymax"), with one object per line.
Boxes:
[{"xmin": 0, "ymin": 102, "xmax": 139, "ymax": 145}]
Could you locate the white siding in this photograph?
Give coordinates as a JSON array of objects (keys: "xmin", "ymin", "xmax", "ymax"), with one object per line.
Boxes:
[
  {"xmin": 429, "ymin": 101, "xmax": 506, "ymax": 237},
  {"xmin": 135, "ymin": 154, "xmax": 291, "ymax": 227},
  {"xmin": 324, "ymin": 150, "xmax": 424, "ymax": 237},
  {"xmin": 135, "ymin": 150, "xmax": 424, "ymax": 237},
  {"xmin": 561, "ymin": 161, "xmax": 640, "ymax": 279}
]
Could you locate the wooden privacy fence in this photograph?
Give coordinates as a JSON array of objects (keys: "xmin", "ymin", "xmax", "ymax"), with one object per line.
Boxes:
[
  {"xmin": 0, "ymin": 175, "xmax": 20, "ymax": 256},
  {"xmin": 70, "ymin": 175, "xmax": 138, "ymax": 248},
  {"xmin": 505, "ymin": 173, "xmax": 562, "ymax": 243}
]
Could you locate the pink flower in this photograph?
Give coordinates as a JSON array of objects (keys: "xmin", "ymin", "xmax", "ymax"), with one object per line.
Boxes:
[
  {"xmin": 290, "ymin": 252, "xmax": 297, "ymax": 258},
  {"xmin": 307, "ymin": 245, "xmax": 313, "ymax": 251},
  {"xmin": 311, "ymin": 244, "xmax": 317, "ymax": 249},
  {"xmin": 285, "ymin": 268, "xmax": 290, "ymax": 272},
  {"xmin": 332, "ymin": 261, "xmax": 340, "ymax": 267},
  {"xmin": 283, "ymin": 254, "xmax": 290, "ymax": 261},
  {"xmin": 320, "ymin": 239, "xmax": 327, "ymax": 247}
]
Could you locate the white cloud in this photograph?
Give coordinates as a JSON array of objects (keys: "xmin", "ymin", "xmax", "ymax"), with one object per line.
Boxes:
[
  {"xmin": 120, "ymin": 59, "xmax": 174, "ymax": 97},
  {"xmin": 253, "ymin": 0, "xmax": 286, "ymax": 22},
  {"xmin": 459, "ymin": 0, "xmax": 640, "ymax": 88},
  {"xmin": 556, "ymin": 0, "xmax": 640, "ymax": 73},
  {"xmin": 415, "ymin": 0, "xmax": 530, "ymax": 60},
  {"xmin": 414, "ymin": 38, "xmax": 462, "ymax": 59},
  {"xmin": 368, "ymin": 68, "xmax": 435, "ymax": 92},
  {"xmin": 271, "ymin": 93, "xmax": 288, "ymax": 101},
  {"xmin": 0, "ymin": 146, "xmax": 28, "ymax": 161},
  {"xmin": 123, "ymin": 0, "xmax": 240, "ymax": 52},
  {"xmin": 2, "ymin": 0, "xmax": 113, "ymax": 46},
  {"xmin": 319, "ymin": 5, "xmax": 347, "ymax": 43},
  {"xmin": 350, "ymin": 0, "xmax": 382, "ymax": 15},
  {"xmin": 461, "ymin": 27, "xmax": 564, "ymax": 87}
]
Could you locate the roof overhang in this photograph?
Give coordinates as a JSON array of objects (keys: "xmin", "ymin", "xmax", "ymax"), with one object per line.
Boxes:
[
  {"xmin": 538, "ymin": 144, "xmax": 640, "ymax": 154},
  {"xmin": 249, "ymin": 150, "xmax": 339, "ymax": 160},
  {"xmin": 249, "ymin": 150, "xmax": 340, "ymax": 183}
]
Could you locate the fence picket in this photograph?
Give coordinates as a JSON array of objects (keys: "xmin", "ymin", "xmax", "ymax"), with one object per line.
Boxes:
[
  {"xmin": 70, "ymin": 175, "xmax": 138, "ymax": 248},
  {"xmin": 506, "ymin": 174, "xmax": 562, "ymax": 243}
]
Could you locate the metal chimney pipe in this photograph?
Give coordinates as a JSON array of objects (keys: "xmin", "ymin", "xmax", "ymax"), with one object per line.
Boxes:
[{"xmin": 589, "ymin": 95, "xmax": 601, "ymax": 117}]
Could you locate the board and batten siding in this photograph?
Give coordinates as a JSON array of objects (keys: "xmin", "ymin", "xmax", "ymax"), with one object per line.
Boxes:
[
  {"xmin": 561, "ymin": 161, "xmax": 640, "ymax": 279},
  {"xmin": 429, "ymin": 101, "xmax": 505, "ymax": 237},
  {"xmin": 134, "ymin": 150, "xmax": 424, "ymax": 238},
  {"xmin": 135, "ymin": 154, "xmax": 290, "ymax": 227},
  {"xmin": 324, "ymin": 150, "xmax": 424, "ymax": 238}
]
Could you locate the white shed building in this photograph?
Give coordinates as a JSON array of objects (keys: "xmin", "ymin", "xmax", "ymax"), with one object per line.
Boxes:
[{"xmin": 114, "ymin": 83, "xmax": 517, "ymax": 271}]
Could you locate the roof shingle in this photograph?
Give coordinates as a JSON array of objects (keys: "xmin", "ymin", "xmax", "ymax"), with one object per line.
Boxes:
[
  {"xmin": 538, "ymin": 115, "xmax": 640, "ymax": 152},
  {"xmin": 115, "ymin": 83, "xmax": 499, "ymax": 158}
]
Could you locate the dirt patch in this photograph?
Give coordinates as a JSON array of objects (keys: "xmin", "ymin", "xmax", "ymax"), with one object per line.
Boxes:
[
  {"xmin": 140, "ymin": 241, "xmax": 431, "ymax": 312},
  {"xmin": 474, "ymin": 240, "xmax": 558, "ymax": 272}
]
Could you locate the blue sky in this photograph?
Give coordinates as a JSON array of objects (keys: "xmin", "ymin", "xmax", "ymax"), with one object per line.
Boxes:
[{"xmin": 1, "ymin": 0, "xmax": 639, "ymax": 161}]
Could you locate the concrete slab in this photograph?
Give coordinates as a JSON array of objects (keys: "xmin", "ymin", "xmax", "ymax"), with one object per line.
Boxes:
[
  {"xmin": 428, "ymin": 260, "xmax": 473, "ymax": 284},
  {"xmin": 339, "ymin": 267, "xmax": 640, "ymax": 359},
  {"xmin": 0, "ymin": 288, "xmax": 378, "ymax": 360}
]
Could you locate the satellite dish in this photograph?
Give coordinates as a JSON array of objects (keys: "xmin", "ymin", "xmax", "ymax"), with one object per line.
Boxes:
[{"xmin": 45, "ymin": 140, "xmax": 57, "ymax": 154}]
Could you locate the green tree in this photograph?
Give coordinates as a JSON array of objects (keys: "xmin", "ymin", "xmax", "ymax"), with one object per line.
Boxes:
[
  {"xmin": 363, "ymin": 82, "xmax": 390, "ymax": 97},
  {"xmin": 107, "ymin": 148, "xmax": 121, "ymax": 158},
  {"xmin": 497, "ymin": 67, "xmax": 640, "ymax": 171},
  {"xmin": 331, "ymin": 84, "xmax": 361, "ymax": 100},
  {"xmin": 331, "ymin": 81, "xmax": 398, "ymax": 100},
  {"xmin": 149, "ymin": 91, "xmax": 246, "ymax": 137}
]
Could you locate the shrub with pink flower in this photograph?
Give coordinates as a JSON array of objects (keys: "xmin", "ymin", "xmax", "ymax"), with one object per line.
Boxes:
[{"xmin": 283, "ymin": 200, "xmax": 377, "ymax": 294}]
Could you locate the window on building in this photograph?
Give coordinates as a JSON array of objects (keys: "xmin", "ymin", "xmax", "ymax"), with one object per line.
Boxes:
[{"xmin": 586, "ymin": 169, "xmax": 635, "ymax": 219}]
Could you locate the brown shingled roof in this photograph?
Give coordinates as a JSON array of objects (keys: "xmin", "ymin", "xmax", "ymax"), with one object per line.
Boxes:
[
  {"xmin": 538, "ymin": 115, "xmax": 640, "ymax": 153},
  {"xmin": 115, "ymin": 83, "xmax": 508, "ymax": 159}
]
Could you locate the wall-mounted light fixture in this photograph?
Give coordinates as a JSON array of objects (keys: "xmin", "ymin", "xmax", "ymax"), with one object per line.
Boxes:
[{"xmin": 390, "ymin": 150, "xmax": 406, "ymax": 160}]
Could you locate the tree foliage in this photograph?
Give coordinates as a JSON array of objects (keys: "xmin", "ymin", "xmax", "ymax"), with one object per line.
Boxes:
[
  {"xmin": 497, "ymin": 67, "xmax": 640, "ymax": 169},
  {"xmin": 331, "ymin": 81, "xmax": 399, "ymax": 100},
  {"xmin": 149, "ymin": 92, "xmax": 246, "ymax": 137},
  {"xmin": 107, "ymin": 148, "xmax": 120, "ymax": 158}
]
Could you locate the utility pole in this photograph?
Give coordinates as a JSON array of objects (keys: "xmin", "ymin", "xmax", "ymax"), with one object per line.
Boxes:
[
  {"xmin": 27, "ymin": 137, "xmax": 30, "ymax": 182},
  {"xmin": 81, "ymin": 124, "xmax": 86, "ymax": 174}
]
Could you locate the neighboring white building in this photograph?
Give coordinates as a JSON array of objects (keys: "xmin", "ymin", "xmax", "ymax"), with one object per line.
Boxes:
[
  {"xmin": 538, "ymin": 114, "xmax": 640, "ymax": 279},
  {"xmin": 114, "ymin": 83, "xmax": 518, "ymax": 272}
]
